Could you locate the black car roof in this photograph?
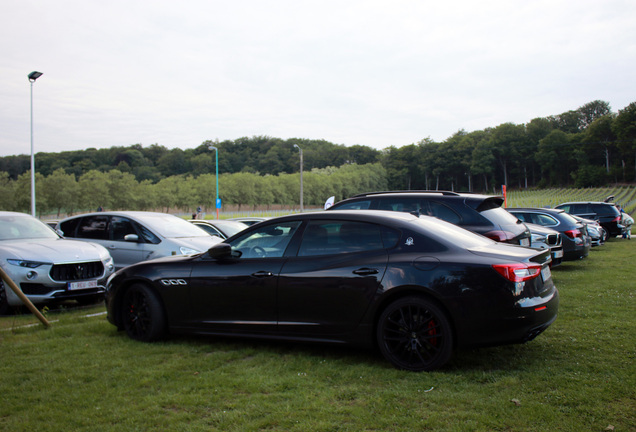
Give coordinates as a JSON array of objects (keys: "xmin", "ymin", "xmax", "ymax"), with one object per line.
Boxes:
[{"xmin": 272, "ymin": 209, "xmax": 420, "ymax": 223}]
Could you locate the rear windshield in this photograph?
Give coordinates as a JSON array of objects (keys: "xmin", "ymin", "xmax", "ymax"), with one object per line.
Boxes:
[{"xmin": 480, "ymin": 207, "xmax": 523, "ymax": 227}]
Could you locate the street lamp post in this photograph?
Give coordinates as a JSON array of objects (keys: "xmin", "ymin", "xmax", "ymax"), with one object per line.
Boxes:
[
  {"xmin": 28, "ymin": 71, "xmax": 43, "ymax": 217},
  {"xmin": 294, "ymin": 144, "xmax": 304, "ymax": 212},
  {"xmin": 208, "ymin": 145, "xmax": 220, "ymax": 219}
]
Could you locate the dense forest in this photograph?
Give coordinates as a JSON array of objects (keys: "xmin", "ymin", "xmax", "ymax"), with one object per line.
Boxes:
[{"xmin": 0, "ymin": 100, "xmax": 635, "ymax": 216}]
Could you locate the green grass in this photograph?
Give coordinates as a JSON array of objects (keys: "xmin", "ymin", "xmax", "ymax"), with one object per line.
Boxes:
[{"xmin": 1, "ymin": 240, "xmax": 635, "ymax": 431}]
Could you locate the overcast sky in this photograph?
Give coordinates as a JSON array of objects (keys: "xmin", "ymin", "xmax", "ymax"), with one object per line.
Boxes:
[{"xmin": 1, "ymin": 0, "xmax": 635, "ymax": 157}]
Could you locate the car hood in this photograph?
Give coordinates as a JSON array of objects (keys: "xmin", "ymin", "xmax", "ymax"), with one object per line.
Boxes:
[{"xmin": 0, "ymin": 238, "xmax": 108, "ymax": 263}]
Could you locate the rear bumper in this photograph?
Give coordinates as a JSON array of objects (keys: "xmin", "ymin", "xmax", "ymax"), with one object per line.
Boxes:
[{"xmin": 457, "ymin": 288, "xmax": 559, "ymax": 349}]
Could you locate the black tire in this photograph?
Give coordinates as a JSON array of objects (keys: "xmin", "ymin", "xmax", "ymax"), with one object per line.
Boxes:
[
  {"xmin": 0, "ymin": 280, "xmax": 12, "ymax": 316},
  {"xmin": 122, "ymin": 283, "xmax": 167, "ymax": 342},
  {"xmin": 377, "ymin": 296, "xmax": 453, "ymax": 372}
]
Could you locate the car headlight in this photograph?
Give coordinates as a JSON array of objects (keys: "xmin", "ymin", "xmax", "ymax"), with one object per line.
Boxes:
[
  {"xmin": 179, "ymin": 246, "xmax": 200, "ymax": 255},
  {"xmin": 6, "ymin": 259, "xmax": 49, "ymax": 268}
]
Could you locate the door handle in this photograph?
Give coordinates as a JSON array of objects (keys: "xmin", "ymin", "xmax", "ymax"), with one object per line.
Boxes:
[
  {"xmin": 353, "ymin": 268, "xmax": 379, "ymax": 276},
  {"xmin": 252, "ymin": 271, "xmax": 274, "ymax": 278}
]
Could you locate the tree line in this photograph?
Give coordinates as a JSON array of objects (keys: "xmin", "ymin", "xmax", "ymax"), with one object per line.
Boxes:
[
  {"xmin": 0, "ymin": 163, "xmax": 387, "ymax": 216},
  {"xmin": 0, "ymin": 100, "xmax": 635, "ymax": 215}
]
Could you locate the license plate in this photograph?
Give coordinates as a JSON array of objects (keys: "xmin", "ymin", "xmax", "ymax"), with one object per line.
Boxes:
[
  {"xmin": 68, "ymin": 280, "xmax": 98, "ymax": 291},
  {"xmin": 541, "ymin": 266, "xmax": 551, "ymax": 282},
  {"xmin": 520, "ymin": 238, "xmax": 530, "ymax": 247},
  {"xmin": 553, "ymin": 250, "xmax": 564, "ymax": 258}
]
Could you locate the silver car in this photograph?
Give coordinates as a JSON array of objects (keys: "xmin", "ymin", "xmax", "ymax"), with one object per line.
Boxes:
[
  {"xmin": 524, "ymin": 222, "xmax": 564, "ymax": 267},
  {"xmin": 0, "ymin": 211, "xmax": 115, "ymax": 314},
  {"xmin": 57, "ymin": 211, "xmax": 222, "ymax": 270}
]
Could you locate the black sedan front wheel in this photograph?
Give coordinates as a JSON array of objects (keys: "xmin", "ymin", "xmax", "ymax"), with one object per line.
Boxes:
[
  {"xmin": 122, "ymin": 283, "xmax": 166, "ymax": 342},
  {"xmin": 377, "ymin": 296, "xmax": 453, "ymax": 371}
]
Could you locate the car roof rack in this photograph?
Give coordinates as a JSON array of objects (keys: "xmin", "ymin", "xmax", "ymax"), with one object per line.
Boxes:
[{"xmin": 351, "ymin": 190, "xmax": 462, "ymax": 198}]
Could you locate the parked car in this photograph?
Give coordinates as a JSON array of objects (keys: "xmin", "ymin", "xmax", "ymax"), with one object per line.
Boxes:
[
  {"xmin": 571, "ymin": 215, "xmax": 606, "ymax": 246},
  {"xmin": 524, "ymin": 223, "xmax": 564, "ymax": 267},
  {"xmin": 105, "ymin": 210, "xmax": 558, "ymax": 372},
  {"xmin": 507, "ymin": 208, "xmax": 591, "ymax": 260},
  {"xmin": 554, "ymin": 201, "xmax": 623, "ymax": 237},
  {"xmin": 188, "ymin": 219, "xmax": 248, "ymax": 240},
  {"xmin": 0, "ymin": 211, "xmax": 115, "ymax": 314},
  {"xmin": 328, "ymin": 191, "xmax": 532, "ymax": 246},
  {"xmin": 57, "ymin": 211, "xmax": 222, "ymax": 271},
  {"xmin": 227, "ymin": 217, "xmax": 271, "ymax": 226}
]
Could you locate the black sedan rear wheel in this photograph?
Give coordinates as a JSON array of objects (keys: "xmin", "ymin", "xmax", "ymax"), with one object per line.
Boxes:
[
  {"xmin": 377, "ymin": 296, "xmax": 453, "ymax": 371},
  {"xmin": 122, "ymin": 283, "xmax": 166, "ymax": 342}
]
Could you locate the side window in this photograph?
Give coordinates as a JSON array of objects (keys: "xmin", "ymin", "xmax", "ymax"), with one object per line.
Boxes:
[
  {"xmin": 298, "ymin": 220, "xmax": 394, "ymax": 257},
  {"xmin": 333, "ymin": 200, "xmax": 372, "ymax": 210},
  {"xmin": 110, "ymin": 216, "xmax": 137, "ymax": 241},
  {"xmin": 59, "ymin": 217, "xmax": 81, "ymax": 237},
  {"xmin": 592, "ymin": 204, "xmax": 614, "ymax": 216},
  {"xmin": 377, "ymin": 198, "xmax": 419, "ymax": 213},
  {"xmin": 427, "ymin": 201, "xmax": 461, "ymax": 224},
  {"xmin": 135, "ymin": 222, "xmax": 160, "ymax": 244},
  {"xmin": 230, "ymin": 221, "xmax": 301, "ymax": 258},
  {"xmin": 558, "ymin": 204, "xmax": 571, "ymax": 213},
  {"xmin": 571, "ymin": 204, "xmax": 589, "ymax": 214},
  {"xmin": 536, "ymin": 214, "xmax": 558, "ymax": 226},
  {"xmin": 511, "ymin": 212, "xmax": 528, "ymax": 223},
  {"xmin": 77, "ymin": 215, "xmax": 109, "ymax": 240}
]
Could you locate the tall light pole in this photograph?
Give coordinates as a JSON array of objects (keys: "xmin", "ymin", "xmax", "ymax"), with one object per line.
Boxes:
[
  {"xmin": 28, "ymin": 71, "xmax": 43, "ymax": 217},
  {"xmin": 293, "ymin": 144, "xmax": 303, "ymax": 212},
  {"xmin": 208, "ymin": 145, "xmax": 220, "ymax": 219}
]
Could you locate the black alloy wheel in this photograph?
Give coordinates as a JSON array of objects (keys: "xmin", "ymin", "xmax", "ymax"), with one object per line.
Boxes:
[
  {"xmin": 122, "ymin": 283, "xmax": 166, "ymax": 342},
  {"xmin": 377, "ymin": 296, "xmax": 453, "ymax": 371}
]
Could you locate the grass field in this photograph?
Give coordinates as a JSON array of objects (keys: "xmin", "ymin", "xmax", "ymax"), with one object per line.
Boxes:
[{"xmin": 1, "ymin": 238, "xmax": 634, "ymax": 431}]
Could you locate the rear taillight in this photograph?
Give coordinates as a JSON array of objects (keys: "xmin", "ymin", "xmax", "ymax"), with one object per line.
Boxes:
[
  {"xmin": 563, "ymin": 229, "xmax": 582, "ymax": 239},
  {"xmin": 612, "ymin": 216, "xmax": 621, "ymax": 223},
  {"xmin": 492, "ymin": 263, "xmax": 542, "ymax": 282},
  {"xmin": 484, "ymin": 230, "xmax": 516, "ymax": 242}
]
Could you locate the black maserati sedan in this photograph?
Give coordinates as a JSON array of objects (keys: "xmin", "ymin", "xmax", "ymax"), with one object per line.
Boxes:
[{"xmin": 105, "ymin": 210, "xmax": 558, "ymax": 371}]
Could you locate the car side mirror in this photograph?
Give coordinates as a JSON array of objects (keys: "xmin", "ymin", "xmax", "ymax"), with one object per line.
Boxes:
[
  {"xmin": 124, "ymin": 234, "xmax": 139, "ymax": 242},
  {"xmin": 207, "ymin": 242, "xmax": 232, "ymax": 259}
]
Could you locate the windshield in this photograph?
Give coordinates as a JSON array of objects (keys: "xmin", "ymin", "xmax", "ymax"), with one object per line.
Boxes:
[
  {"xmin": 0, "ymin": 214, "xmax": 59, "ymax": 240},
  {"xmin": 139, "ymin": 214, "xmax": 213, "ymax": 238},
  {"xmin": 480, "ymin": 207, "xmax": 523, "ymax": 227}
]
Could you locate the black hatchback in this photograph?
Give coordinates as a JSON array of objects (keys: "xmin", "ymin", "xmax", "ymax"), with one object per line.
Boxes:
[
  {"xmin": 328, "ymin": 191, "xmax": 531, "ymax": 246},
  {"xmin": 106, "ymin": 210, "xmax": 557, "ymax": 372}
]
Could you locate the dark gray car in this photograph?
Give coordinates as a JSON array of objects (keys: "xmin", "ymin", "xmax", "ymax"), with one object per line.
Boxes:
[{"xmin": 507, "ymin": 208, "xmax": 590, "ymax": 261}]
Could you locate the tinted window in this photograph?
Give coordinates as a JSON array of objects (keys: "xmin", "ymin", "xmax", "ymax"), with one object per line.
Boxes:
[
  {"xmin": 426, "ymin": 201, "xmax": 461, "ymax": 224},
  {"xmin": 591, "ymin": 204, "xmax": 618, "ymax": 217},
  {"xmin": 334, "ymin": 200, "xmax": 372, "ymax": 210},
  {"xmin": 59, "ymin": 217, "xmax": 80, "ymax": 237},
  {"xmin": 570, "ymin": 204, "xmax": 590, "ymax": 214},
  {"xmin": 377, "ymin": 198, "xmax": 419, "ymax": 212},
  {"xmin": 110, "ymin": 216, "xmax": 137, "ymax": 240},
  {"xmin": 77, "ymin": 215, "xmax": 109, "ymax": 240},
  {"xmin": 298, "ymin": 220, "xmax": 398, "ymax": 257},
  {"xmin": 231, "ymin": 221, "xmax": 301, "ymax": 258}
]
